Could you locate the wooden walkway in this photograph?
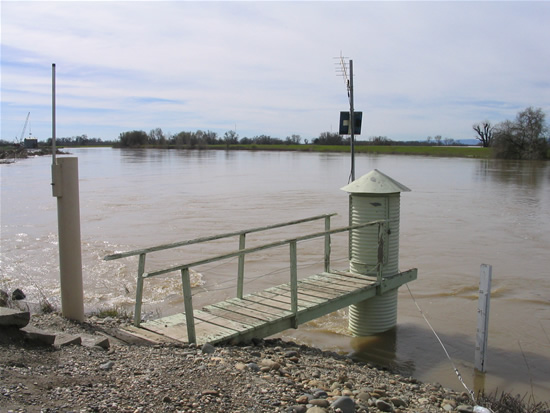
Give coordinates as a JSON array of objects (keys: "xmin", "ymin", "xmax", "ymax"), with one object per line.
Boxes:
[
  {"xmin": 105, "ymin": 214, "xmax": 417, "ymax": 346},
  {"xmin": 138, "ymin": 269, "xmax": 417, "ymax": 345}
]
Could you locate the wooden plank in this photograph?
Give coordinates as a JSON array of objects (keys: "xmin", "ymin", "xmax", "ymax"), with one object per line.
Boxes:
[
  {"xmin": 300, "ymin": 279, "xmax": 357, "ymax": 295},
  {"xmin": 314, "ymin": 275, "xmax": 370, "ymax": 289},
  {"xmin": 302, "ymin": 273, "xmax": 358, "ymax": 289},
  {"xmin": 209, "ymin": 300, "xmax": 291, "ymax": 322},
  {"xmin": 264, "ymin": 282, "xmax": 319, "ymax": 307},
  {"xmin": 296, "ymin": 279, "xmax": 378, "ymax": 311},
  {"xmin": 264, "ymin": 284, "xmax": 324, "ymax": 306},
  {"xmin": 322, "ymin": 271, "xmax": 377, "ymax": 286},
  {"xmin": 220, "ymin": 297, "xmax": 293, "ymax": 319},
  {"xmin": 298, "ymin": 284, "xmax": 340, "ymax": 304},
  {"xmin": 202, "ymin": 305, "xmax": 269, "ymax": 328},
  {"xmin": 297, "ymin": 281, "xmax": 346, "ymax": 299},
  {"xmin": 202, "ymin": 304, "xmax": 297, "ymax": 342},
  {"xmin": 275, "ymin": 285, "xmax": 327, "ymax": 305},
  {"xmin": 194, "ymin": 310, "xmax": 254, "ymax": 332},
  {"xmin": 143, "ymin": 312, "xmax": 187, "ymax": 329},
  {"xmin": 294, "ymin": 286, "xmax": 341, "ymax": 301},
  {"xmin": 117, "ymin": 325, "xmax": 180, "ymax": 345},
  {"xmin": 137, "ymin": 267, "xmax": 415, "ymax": 346},
  {"xmin": 248, "ymin": 291, "xmax": 302, "ymax": 309},
  {"xmin": 304, "ymin": 274, "xmax": 364, "ymax": 292},
  {"xmin": 295, "ymin": 285, "xmax": 379, "ymax": 325},
  {"xmin": 250, "ymin": 289, "xmax": 317, "ymax": 311},
  {"xmin": 241, "ymin": 294, "xmax": 294, "ymax": 313},
  {"xmin": 142, "ymin": 312, "xmax": 239, "ymax": 344},
  {"xmin": 330, "ymin": 270, "xmax": 378, "ymax": 283}
]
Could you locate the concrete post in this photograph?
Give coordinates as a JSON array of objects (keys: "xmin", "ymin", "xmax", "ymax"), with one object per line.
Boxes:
[{"xmin": 52, "ymin": 157, "xmax": 84, "ymax": 322}]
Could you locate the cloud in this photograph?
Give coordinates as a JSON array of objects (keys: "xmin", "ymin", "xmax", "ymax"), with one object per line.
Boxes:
[{"xmin": 2, "ymin": 1, "xmax": 549, "ymax": 142}]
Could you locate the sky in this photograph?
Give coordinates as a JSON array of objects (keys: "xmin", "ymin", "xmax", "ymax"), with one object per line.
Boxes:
[{"xmin": 1, "ymin": 1, "xmax": 549, "ymax": 143}]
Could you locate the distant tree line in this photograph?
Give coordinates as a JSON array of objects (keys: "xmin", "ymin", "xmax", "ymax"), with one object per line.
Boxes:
[
  {"xmin": 312, "ymin": 132, "xmax": 462, "ymax": 146},
  {"xmin": 117, "ymin": 129, "xmax": 306, "ymax": 148},
  {"xmin": 117, "ymin": 128, "xmax": 465, "ymax": 148},
  {"xmin": 473, "ymin": 107, "xmax": 549, "ymax": 159},
  {"xmin": 44, "ymin": 135, "xmax": 114, "ymax": 147}
]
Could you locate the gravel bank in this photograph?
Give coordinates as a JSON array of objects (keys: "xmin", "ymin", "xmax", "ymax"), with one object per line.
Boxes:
[{"xmin": 1, "ymin": 313, "xmax": 480, "ymax": 413}]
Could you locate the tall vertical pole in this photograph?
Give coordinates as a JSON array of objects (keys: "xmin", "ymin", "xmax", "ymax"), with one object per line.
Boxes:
[
  {"xmin": 52, "ymin": 64, "xmax": 56, "ymax": 165},
  {"xmin": 51, "ymin": 64, "xmax": 84, "ymax": 322},
  {"xmin": 349, "ymin": 60, "xmax": 355, "ymax": 182}
]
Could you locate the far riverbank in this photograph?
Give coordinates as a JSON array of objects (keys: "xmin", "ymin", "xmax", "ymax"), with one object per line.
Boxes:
[{"xmin": 112, "ymin": 143, "xmax": 493, "ymax": 158}]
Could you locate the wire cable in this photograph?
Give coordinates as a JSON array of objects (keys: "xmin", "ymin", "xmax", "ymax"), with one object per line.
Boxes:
[{"xmin": 405, "ymin": 284, "xmax": 477, "ymax": 404}]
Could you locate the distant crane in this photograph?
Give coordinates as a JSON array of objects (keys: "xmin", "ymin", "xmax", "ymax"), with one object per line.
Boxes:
[{"xmin": 18, "ymin": 112, "xmax": 31, "ymax": 144}]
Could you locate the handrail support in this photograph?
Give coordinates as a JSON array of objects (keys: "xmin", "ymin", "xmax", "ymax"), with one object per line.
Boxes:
[
  {"xmin": 237, "ymin": 233, "xmax": 246, "ymax": 299},
  {"xmin": 134, "ymin": 253, "xmax": 146, "ymax": 327},
  {"xmin": 324, "ymin": 215, "xmax": 331, "ymax": 272},
  {"xmin": 181, "ymin": 267, "xmax": 196, "ymax": 343},
  {"xmin": 290, "ymin": 240, "xmax": 298, "ymax": 328}
]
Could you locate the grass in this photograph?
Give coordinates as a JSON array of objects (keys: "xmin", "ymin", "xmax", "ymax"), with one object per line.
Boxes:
[
  {"xmin": 477, "ymin": 391, "xmax": 550, "ymax": 413},
  {"xmin": 90, "ymin": 305, "xmax": 133, "ymax": 320},
  {"xmin": 206, "ymin": 144, "xmax": 492, "ymax": 158}
]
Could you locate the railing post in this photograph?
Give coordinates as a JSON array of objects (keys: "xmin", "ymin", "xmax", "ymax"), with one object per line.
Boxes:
[
  {"xmin": 290, "ymin": 240, "xmax": 298, "ymax": 328},
  {"xmin": 324, "ymin": 215, "xmax": 331, "ymax": 272},
  {"xmin": 134, "ymin": 253, "xmax": 146, "ymax": 327},
  {"xmin": 181, "ymin": 268, "xmax": 196, "ymax": 344},
  {"xmin": 237, "ymin": 232, "xmax": 246, "ymax": 299}
]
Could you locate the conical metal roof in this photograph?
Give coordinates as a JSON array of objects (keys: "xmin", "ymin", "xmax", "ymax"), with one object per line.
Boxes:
[{"xmin": 341, "ymin": 169, "xmax": 411, "ymax": 194}]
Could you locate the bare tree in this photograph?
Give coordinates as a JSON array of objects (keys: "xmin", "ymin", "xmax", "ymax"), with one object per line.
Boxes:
[
  {"xmin": 149, "ymin": 128, "xmax": 166, "ymax": 145},
  {"xmin": 473, "ymin": 121, "xmax": 494, "ymax": 147},
  {"xmin": 224, "ymin": 130, "xmax": 239, "ymax": 146},
  {"xmin": 493, "ymin": 107, "xmax": 548, "ymax": 159},
  {"xmin": 285, "ymin": 134, "xmax": 301, "ymax": 144}
]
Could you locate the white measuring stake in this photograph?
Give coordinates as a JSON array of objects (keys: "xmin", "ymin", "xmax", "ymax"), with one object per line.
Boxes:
[{"xmin": 475, "ymin": 264, "xmax": 492, "ymax": 372}]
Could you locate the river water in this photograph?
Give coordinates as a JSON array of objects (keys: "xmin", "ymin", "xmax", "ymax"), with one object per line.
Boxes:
[{"xmin": 1, "ymin": 148, "xmax": 549, "ymax": 401}]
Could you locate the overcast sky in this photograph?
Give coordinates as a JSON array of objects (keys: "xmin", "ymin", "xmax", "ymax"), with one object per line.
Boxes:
[{"xmin": 2, "ymin": 1, "xmax": 549, "ymax": 143}]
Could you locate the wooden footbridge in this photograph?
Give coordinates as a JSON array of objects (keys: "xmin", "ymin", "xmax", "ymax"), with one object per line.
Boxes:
[{"xmin": 104, "ymin": 214, "xmax": 417, "ymax": 345}]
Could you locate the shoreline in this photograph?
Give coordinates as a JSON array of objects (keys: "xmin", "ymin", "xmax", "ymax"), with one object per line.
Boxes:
[
  {"xmin": 1, "ymin": 144, "xmax": 494, "ymax": 160},
  {"xmin": 1, "ymin": 311, "xmax": 546, "ymax": 412}
]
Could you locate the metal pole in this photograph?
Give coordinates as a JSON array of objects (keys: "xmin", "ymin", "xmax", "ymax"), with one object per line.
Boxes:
[
  {"xmin": 349, "ymin": 60, "xmax": 355, "ymax": 182},
  {"xmin": 52, "ymin": 63, "xmax": 56, "ymax": 165}
]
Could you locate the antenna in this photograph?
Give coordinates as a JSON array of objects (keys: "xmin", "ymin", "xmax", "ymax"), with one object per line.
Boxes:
[
  {"xmin": 334, "ymin": 52, "xmax": 356, "ymax": 182},
  {"xmin": 334, "ymin": 52, "xmax": 351, "ymax": 100}
]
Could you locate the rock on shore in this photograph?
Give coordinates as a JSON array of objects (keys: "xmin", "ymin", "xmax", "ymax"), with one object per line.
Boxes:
[{"xmin": 0, "ymin": 313, "xmax": 478, "ymax": 412}]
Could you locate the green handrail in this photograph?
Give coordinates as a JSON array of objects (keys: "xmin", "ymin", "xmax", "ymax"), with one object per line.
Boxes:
[
  {"xmin": 104, "ymin": 214, "xmax": 386, "ymax": 339},
  {"xmin": 143, "ymin": 220, "xmax": 385, "ymax": 341},
  {"xmin": 103, "ymin": 213, "xmax": 337, "ymax": 261},
  {"xmin": 104, "ymin": 214, "xmax": 337, "ymax": 328}
]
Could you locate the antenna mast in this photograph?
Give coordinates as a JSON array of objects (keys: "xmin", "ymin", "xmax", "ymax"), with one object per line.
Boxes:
[{"xmin": 335, "ymin": 52, "xmax": 356, "ymax": 182}]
